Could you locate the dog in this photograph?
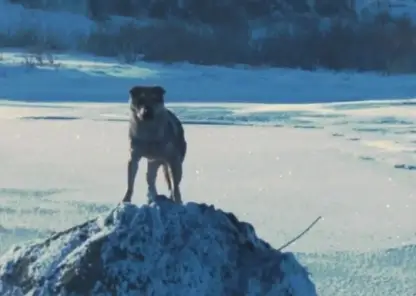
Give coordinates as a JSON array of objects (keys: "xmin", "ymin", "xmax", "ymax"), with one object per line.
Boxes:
[{"xmin": 122, "ymin": 85, "xmax": 187, "ymax": 204}]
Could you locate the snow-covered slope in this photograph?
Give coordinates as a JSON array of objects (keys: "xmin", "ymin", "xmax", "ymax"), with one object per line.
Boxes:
[
  {"xmin": 0, "ymin": 195, "xmax": 317, "ymax": 296},
  {"xmin": 2, "ymin": 51, "xmax": 416, "ymax": 103}
]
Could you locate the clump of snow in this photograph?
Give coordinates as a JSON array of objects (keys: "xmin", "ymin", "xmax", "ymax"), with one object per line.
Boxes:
[{"xmin": 0, "ymin": 195, "xmax": 317, "ymax": 296}]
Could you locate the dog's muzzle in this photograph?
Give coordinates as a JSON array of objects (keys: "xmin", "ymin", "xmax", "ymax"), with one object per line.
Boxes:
[{"xmin": 136, "ymin": 106, "xmax": 154, "ymax": 120}]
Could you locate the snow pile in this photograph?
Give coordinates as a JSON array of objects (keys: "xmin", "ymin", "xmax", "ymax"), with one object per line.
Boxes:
[{"xmin": 0, "ymin": 195, "xmax": 317, "ymax": 296}]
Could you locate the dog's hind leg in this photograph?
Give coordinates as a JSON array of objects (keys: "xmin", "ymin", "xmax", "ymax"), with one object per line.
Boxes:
[
  {"xmin": 166, "ymin": 159, "xmax": 183, "ymax": 204},
  {"xmin": 146, "ymin": 160, "xmax": 161, "ymax": 203}
]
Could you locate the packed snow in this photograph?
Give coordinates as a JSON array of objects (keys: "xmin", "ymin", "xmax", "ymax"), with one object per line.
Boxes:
[
  {"xmin": 0, "ymin": 198, "xmax": 317, "ymax": 295},
  {"xmin": 0, "ymin": 49, "xmax": 415, "ymax": 296}
]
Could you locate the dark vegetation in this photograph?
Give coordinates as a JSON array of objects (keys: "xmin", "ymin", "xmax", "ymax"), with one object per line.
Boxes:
[{"xmin": 3, "ymin": 0, "xmax": 416, "ymax": 74}]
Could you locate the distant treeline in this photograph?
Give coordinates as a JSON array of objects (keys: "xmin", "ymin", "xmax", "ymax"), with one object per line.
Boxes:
[
  {"xmin": 4, "ymin": 0, "xmax": 416, "ymax": 74},
  {"xmin": 8, "ymin": 0, "xmax": 355, "ymax": 23}
]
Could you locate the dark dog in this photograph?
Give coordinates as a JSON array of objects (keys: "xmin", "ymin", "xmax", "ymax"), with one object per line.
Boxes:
[{"xmin": 122, "ymin": 85, "xmax": 187, "ymax": 204}]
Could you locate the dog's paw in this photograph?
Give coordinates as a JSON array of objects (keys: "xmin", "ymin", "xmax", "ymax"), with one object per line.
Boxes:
[
  {"xmin": 121, "ymin": 197, "xmax": 131, "ymax": 203},
  {"xmin": 146, "ymin": 191, "xmax": 157, "ymax": 204},
  {"xmin": 122, "ymin": 190, "xmax": 133, "ymax": 203},
  {"xmin": 168, "ymin": 193, "xmax": 183, "ymax": 205}
]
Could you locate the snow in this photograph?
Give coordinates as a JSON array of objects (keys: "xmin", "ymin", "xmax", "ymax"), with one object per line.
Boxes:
[
  {"xmin": 0, "ymin": 0, "xmax": 94, "ymax": 50},
  {"xmin": 0, "ymin": 199, "xmax": 317, "ymax": 295},
  {"xmin": 0, "ymin": 49, "xmax": 415, "ymax": 295},
  {"xmin": 2, "ymin": 51, "xmax": 416, "ymax": 103}
]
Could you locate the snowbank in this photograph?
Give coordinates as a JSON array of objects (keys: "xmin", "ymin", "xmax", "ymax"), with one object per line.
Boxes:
[{"xmin": 0, "ymin": 195, "xmax": 317, "ymax": 296}]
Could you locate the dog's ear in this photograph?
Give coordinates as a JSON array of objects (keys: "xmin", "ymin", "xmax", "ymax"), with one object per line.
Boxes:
[
  {"xmin": 153, "ymin": 86, "xmax": 165, "ymax": 96},
  {"xmin": 129, "ymin": 86, "xmax": 142, "ymax": 98},
  {"xmin": 152, "ymin": 86, "xmax": 165, "ymax": 103}
]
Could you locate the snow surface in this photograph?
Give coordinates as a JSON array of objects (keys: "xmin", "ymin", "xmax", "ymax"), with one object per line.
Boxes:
[
  {"xmin": 0, "ymin": 199, "xmax": 317, "ymax": 295},
  {"xmin": 0, "ymin": 50, "xmax": 415, "ymax": 295},
  {"xmin": 2, "ymin": 51, "xmax": 416, "ymax": 103}
]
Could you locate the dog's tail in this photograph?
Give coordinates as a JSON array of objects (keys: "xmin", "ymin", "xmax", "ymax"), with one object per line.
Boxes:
[{"xmin": 162, "ymin": 164, "xmax": 173, "ymax": 191}]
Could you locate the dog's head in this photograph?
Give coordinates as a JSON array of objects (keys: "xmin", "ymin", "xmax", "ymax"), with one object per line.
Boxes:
[{"xmin": 129, "ymin": 85, "xmax": 166, "ymax": 121}]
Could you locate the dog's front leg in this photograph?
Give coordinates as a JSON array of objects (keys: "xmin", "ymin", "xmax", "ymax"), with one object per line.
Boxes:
[
  {"xmin": 122, "ymin": 148, "xmax": 141, "ymax": 203},
  {"xmin": 146, "ymin": 160, "xmax": 161, "ymax": 204}
]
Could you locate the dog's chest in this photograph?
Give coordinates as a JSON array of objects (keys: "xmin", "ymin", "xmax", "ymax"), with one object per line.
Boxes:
[
  {"xmin": 136, "ymin": 140, "xmax": 173, "ymax": 160},
  {"xmin": 129, "ymin": 119, "xmax": 174, "ymax": 160}
]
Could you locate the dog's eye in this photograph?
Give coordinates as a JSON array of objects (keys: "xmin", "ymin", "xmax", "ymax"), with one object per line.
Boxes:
[
  {"xmin": 151, "ymin": 94, "xmax": 162, "ymax": 103},
  {"xmin": 133, "ymin": 97, "xmax": 145, "ymax": 106}
]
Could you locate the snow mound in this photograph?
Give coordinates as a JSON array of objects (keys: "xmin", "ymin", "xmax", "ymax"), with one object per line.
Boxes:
[{"xmin": 0, "ymin": 195, "xmax": 317, "ymax": 296}]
